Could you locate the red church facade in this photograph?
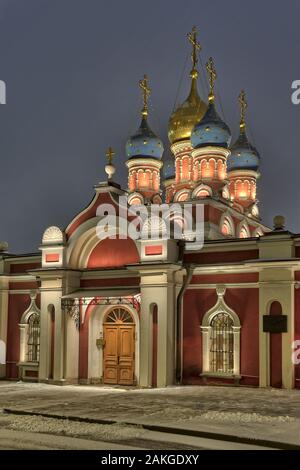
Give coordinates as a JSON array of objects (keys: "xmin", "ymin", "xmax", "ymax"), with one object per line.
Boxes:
[{"xmin": 1, "ymin": 28, "xmax": 300, "ymax": 391}]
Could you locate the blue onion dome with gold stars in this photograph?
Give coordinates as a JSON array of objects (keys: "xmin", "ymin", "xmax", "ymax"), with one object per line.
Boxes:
[
  {"xmin": 191, "ymin": 58, "xmax": 231, "ymax": 149},
  {"xmin": 191, "ymin": 101, "xmax": 231, "ymax": 149},
  {"xmin": 126, "ymin": 74, "xmax": 164, "ymax": 160},
  {"xmin": 163, "ymin": 156, "xmax": 175, "ymax": 180},
  {"xmin": 227, "ymin": 90, "xmax": 260, "ymax": 172},
  {"xmin": 228, "ymin": 130, "xmax": 260, "ymax": 172},
  {"xmin": 126, "ymin": 117, "xmax": 164, "ymax": 160}
]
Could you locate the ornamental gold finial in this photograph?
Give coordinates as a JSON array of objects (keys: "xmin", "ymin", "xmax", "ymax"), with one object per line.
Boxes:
[
  {"xmin": 239, "ymin": 90, "xmax": 248, "ymax": 131},
  {"xmin": 206, "ymin": 57, "xmax": 217, "ymax": 102},
  {"xmin": 139, "ymin": 74, "xmax": 151, "ymax": 118},
  {"xmin": 187, "ymin": 26, "xmax": 201, "ymax": 78},
  {"xmin": 106, "ymin": 146, "xmax": 115, "ymax": 165}
]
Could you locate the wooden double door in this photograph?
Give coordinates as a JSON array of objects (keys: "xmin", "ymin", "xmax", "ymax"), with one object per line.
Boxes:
[{"xmin": 103, "ymin": 308, "xmax": 135, "ymax": 386}]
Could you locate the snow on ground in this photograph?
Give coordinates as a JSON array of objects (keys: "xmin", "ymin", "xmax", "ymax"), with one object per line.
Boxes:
[
  {"xmin": 147, "ymin": 407, "xmax": 294, "ymax": 424},
  {"xmin": 0, "ymin": 412, "xmax": 144, "ymax": 442},
  {"xmin": 0, "ymin": 382, "xmax": 300, "ymax": 446}
]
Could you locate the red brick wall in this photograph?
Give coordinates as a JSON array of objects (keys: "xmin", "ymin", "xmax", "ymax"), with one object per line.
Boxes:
[
  {"xmin": 87, "ymin": 237, "xmax": 139, "ymax": 269},
  {"xmin": 182, "ymin": 287, "xmax": 259, "ymax": 386},
  {"xmin": 10, "ymin": 262, "xmax": 40, "ymax": 274},
  {"xmin": 184, "ymin": 250, "xmax": 259, "ymax": 265},
  {"xmin": 6, "ymin": 294, "xmax": 30, "ymax": 379}
]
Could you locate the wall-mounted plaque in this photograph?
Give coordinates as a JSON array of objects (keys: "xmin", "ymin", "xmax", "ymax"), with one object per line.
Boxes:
[{"xmin": 263, "ymin": 316, "xmax": 288, "ymax": 334}]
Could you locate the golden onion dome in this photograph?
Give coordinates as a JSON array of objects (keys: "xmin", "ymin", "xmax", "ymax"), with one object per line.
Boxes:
[{"xmin": 168, "ymin": 71, "xmax": 207, "ymax": 145}]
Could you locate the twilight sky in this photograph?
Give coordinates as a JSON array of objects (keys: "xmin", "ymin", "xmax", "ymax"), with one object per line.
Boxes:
[{"xmin": 0, "ymin": 0, "xmax": 299, "ymax": 253}]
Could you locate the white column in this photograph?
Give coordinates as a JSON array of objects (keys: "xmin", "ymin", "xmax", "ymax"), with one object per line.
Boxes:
[
  {"xmin": 282, "ymin": 285, "xmax": 295, "ymax": 390},
  {"xmin": 139, "ymin": 268, "xmax": 177, "ymax": 388},
  {"xmin": 19, "ymin": 324, "xmax": 28, "ymax": 363},
  {"xmin": 39, "ymin": 282, "xmax": 64, "ymax": 382},
  {"xmin": 156, "ymin": 283, "xmax": 175, "ymax": 388},
  {"xmin": 53, "ymin": 298, "xmax": 64, "ymax": 382},
  {"xmin": 139, "ymin": 286, "xmax": 153, "ymax": 387},
  {"xmin": 64, "ymin": 310, "xmax": 79, "ymax": 382},
  {"xmin": 259, "ymin": 274, "xmax": 294, "ymax": 389},
  {"xmin": 233, "ymin": 327, "xmax": 241, "ymax": 376},
  {"xmin": 201, "ymin": 327, "xmax": 210, "ymax": 373},
  {"xmin": 0, "ymin": 278, "xmax": 8, "ymax": 378},
  {"xmin": 39, "ymin": 290, "xmax": 51, "ymax": 381}
]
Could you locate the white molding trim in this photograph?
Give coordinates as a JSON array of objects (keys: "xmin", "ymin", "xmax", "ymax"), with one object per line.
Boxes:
[
  {"xmin": 237, "ymin": 219, "xmax": 251, "ymax": 239},
  {"xmin": 19, "ymin": 292, "xmax": 40, "ymax": 365},
  {"xmin": 201, "ymin": 286, "xmax": 241, "ymax": 376},
  {"xmin": 189, "ymin": 283, "xmax": 258, "ymax": 289},
  {"xmin": 192, "ymin": 184, "xmax": 213, "ymax": 199},
  {"xmin": 20, "ymin": 292, "xmax": 40, "ymax": 324},
  {"xmin": 173, "ymin": 188, "xmax": 192, "ymax": 203},
  {"xmin": 220, "ymin": 212, "xmax": 235, "ymax": 238}
]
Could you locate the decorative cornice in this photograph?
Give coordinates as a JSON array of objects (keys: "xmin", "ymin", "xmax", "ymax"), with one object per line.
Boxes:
[
  {"xmin": 192, "ymin": 146, "xmax": 231, "ymax": 159},
  {"xmin": 126, "ymin": 158, "xmax": 163, "ymax": 169}
]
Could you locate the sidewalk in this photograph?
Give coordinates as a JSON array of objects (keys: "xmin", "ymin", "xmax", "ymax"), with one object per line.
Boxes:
[{"xmin": 0, "ymin": 382, "xmax": 300, "ymax": 448}]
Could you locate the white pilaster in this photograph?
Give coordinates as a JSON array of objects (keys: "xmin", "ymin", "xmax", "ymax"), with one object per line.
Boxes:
[
  {"xmin": 138, "ymin": 265, "xmax": 179, "ymax": 388},
  {"xmin": 0, "ymin": 277, "xmax": 8, "ymax": 378}
]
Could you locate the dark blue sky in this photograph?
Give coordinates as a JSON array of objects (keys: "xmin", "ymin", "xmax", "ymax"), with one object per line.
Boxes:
[{"xmin": 0, "ymin": 0, "xmax": 299, "ymax": 252}]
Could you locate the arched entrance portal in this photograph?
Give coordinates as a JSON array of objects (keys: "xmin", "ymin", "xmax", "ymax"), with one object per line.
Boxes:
[{"xmin": 103, "ymin": 308, "xmax": 135, "ymax": 386}]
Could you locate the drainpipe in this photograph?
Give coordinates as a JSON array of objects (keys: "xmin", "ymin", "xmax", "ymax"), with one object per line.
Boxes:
[{"xmin": 176, "ymin": 263, "xmax": 194, "ymax": 384}]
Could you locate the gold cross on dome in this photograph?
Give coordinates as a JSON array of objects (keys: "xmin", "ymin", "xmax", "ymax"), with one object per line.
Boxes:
[
  {"xmin": 139, "ymin": 74, "xmax": 151, "ymax": 118},
  {"xmin": 206, "ymin": 57, "xmax": 217, "ymax": 102},
  {"xmin": 239, "ymin": 90, "xmax": 248, "ymax": 129},
  {"xmin": 187, "ymin": 26, "xmax": 201, "ymax": 72},
  {"xmin": 106, "ymin": 146, "xmax": 115, "ymax": 165}
]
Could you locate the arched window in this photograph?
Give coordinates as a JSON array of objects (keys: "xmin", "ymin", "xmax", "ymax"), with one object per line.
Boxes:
[
  {"xmin": 27, "ymin": 313, "xmax": 40, "ymax": 362},
  {"xmin": 201, "ymin": 286, "xmax": 241, "ymax": 377},
  {"xmin": 104, "ymin": 308, "xmax": 134, "ymax": 324},
  {"xmin": 19, "ymin": 294, "xmax": 41, "ymax": 365},
  {"xmin": 210, "ymin": 313, "xmax": 234, "ymax": 374}
]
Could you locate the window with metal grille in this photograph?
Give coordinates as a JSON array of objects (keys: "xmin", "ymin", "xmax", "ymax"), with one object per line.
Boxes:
[
  {"xmin": 27, "ymin": 313, "xmax": 40, "ymax": 362},
  {"xmin": 209, "ymin": 313, "xmax": 234, "ymax": 374}
]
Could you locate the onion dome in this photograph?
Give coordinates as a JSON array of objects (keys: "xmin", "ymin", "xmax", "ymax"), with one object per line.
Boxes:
[
  {"xmin": 227, "ymin": 130, "xmax": 260, "ymax": 172},
  {"xmin": 168, "ymin": 74, "xmax": 207, "ymax": 145},
  {"xmin": 168, "ymin": 27, "xmax": 207, "ymax": 145},
  {"xmin": 126, "ymin": 75, "xmax": 164, "ymax": 160},
  {"xmin": 126, "ymin": 117, "xmax": 164, "ymax": 160},
  {"xmin": 191, "ymin": 58, "xmax": 231, "ymax": 149},
  {"xmin": 163, "ymin": 157, "xmax": 175, "ymax": 180},
  {"xmin": 191, "ymin": 101, "xmax": 231, "ymax": 149},
  {"xmin": 227, "ymin": 90, "xmax": 260, "ymax": 172}
]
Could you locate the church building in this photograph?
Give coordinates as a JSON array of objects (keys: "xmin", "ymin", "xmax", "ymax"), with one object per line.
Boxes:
[{"xmin": 1, "ymin": 28, "xmax": 300, "ymax": 390}]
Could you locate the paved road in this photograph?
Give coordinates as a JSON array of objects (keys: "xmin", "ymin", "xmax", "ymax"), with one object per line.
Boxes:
[
  {"xmin": 0, "ymin": 428, "xmax": 140, "ymax": 450},
  {"xmin": 0, "ymin": 427, "xmax": 272, "ymax": 450}
]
